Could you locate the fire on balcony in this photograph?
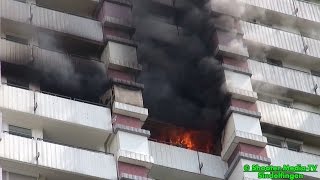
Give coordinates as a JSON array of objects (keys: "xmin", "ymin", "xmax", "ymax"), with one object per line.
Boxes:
[{"xmin": 144, "ymin": 120, "xmax": 215, "ymax": 154}]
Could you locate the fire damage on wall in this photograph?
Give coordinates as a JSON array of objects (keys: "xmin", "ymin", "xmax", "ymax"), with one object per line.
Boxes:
[
  {"xmin": 134, "ymin": 0, "xmax": 231, "ymax": 155},
  {"xmin": 1, "ymin": 0, "xmax": 231, "ymax": 155}
]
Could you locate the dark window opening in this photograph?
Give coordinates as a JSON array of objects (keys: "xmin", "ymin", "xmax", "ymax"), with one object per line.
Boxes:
[
  {"xmin": 267, "ymin": 58, "xmax": 283, "ymax": 67},
  {"xmin": 287, "ymin": 141, "xmax": 302, "ymax": 152},
  {"xmin": 267, "ymin": 136, "xmax": 283, "ymax": 148},
  {"xmin": 9, "ymin": 125, "xmax": 32, "ymax": 138},
  {"xmin": 6, "ymin": 34, "xmax": 28, "ymax": 45}
]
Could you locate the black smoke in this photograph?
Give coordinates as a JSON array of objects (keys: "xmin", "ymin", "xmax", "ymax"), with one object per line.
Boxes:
[{"xmin": 134, "ymin": 0, "xmax": 231, "ymax": 135}]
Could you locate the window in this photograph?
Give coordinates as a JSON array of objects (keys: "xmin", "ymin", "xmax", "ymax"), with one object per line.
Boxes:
[
  {"xmin": 266, "ymin": 136, "xmax": 283, "ymax": 148},
  {"xmin": 6, "ymin": 34, "xmax": 28, "ymax": 45},
  {"xmin": 277, "ymin": 99, "xmax": 292, "ymax": 108},
  {"xmin": 9, "ymin": 125, "xmax": 32, "ymax": 138},
  {"xmin": 7, "ymin": 77, "xmax": 29, "ymax": 89},
  {"xmin": 286, "ymin": 139, "xmax": 302, "ymax": 152},
  {"xmin": 311, "ymin": 70, "xmax": 320, "ymax": 77},
  {"xmin": 267, "ymin": 58, "xmax": 283, "ymax": 67}
]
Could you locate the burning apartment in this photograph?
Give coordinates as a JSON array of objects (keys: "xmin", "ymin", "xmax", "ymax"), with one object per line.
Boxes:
[{"xmin": 0, "ymin": 0, "xmax": 320, "ymax": 179}]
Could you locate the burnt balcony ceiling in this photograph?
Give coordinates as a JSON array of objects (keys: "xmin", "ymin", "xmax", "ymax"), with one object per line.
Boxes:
[
  {"xmin": 38, "ymin": 31, "xmax": 104, "ymax": 60},
  {"xmin": 36, "ymin": 0, "xmax": 99, "ymax": 19},
  {"xmin": 143, "ymin": 119, "xmax": 222, "ymax": 155}
]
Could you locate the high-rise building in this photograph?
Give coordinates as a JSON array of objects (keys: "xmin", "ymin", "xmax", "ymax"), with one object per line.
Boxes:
[{"xmin": 0, "ymin": 0, "xmax": 320, "ymax": 179}]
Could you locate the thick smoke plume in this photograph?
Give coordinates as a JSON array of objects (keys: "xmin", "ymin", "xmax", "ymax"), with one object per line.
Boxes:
[{"xmin": 134, "ymin": 0, "xmax": 230, "ymax": 135}]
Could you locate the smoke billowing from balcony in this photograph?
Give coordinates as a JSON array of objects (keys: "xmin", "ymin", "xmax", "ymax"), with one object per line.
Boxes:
[{"xmin": 134, "ymin": 0, "xmax": 231, "ymax": 144}]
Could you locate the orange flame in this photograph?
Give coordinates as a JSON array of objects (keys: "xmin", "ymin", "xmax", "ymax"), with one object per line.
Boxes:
[{"xmin": 154, "ymin": 126, "xmax": 214, "ymax": 153}]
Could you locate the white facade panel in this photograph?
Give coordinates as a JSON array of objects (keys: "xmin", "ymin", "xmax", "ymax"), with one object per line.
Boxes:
[
  {"xmin": 295, "ymin": 0, "xmax": 320, "ymax": 23},
  {"xmin": 0, "ymin": 0, "xmax": 30, "ymax": 23},
  {"xmin": 118, "ymin": 131, "xmax": 149, "ymax": 156},
  {"xmin": 197, "ymin": 152, "xmax": 227, "ymax": 179},
  {"xmin": 257, "ymin": 101, "xmax": 320, "ymax": 136},
  {"xmin": 35, "ymin": 92, "xmax": 112, "ymax": 131},
  {"xmin": 242, "ymin": 0, "xmax": 295, "ymax": 15},
  {"xmin": 0, "ymin": 133, "xmax": 36, "ymax": 164},
  {"xmin": 304, "ymin": 36, "xmax": 320, "ymax": 58},
  {"xmin": 149, "ymin": 141, "xmax": 200, "ymax": 174},
  {"xmin": 225, "ymin": 70, "xmax": 253, "ymax": 91},
  {"xmin": 241, "ymin": 21, "xmax": 305, "ymax": 53},
  {"xmin": 0, "ymin": 39, "xmax": 31, "ymax": 65},
  {"xmin": 233, "ymin": 113, "xmax": 262, "ymax": 135},
  {"xmin": 102, "ymin": 42, "xmax": 140, "ymax": 70},
  {"xmin": 37, "ymin": 141, "xmax": 117, "ymax": 179},
  {"xmin": 31, "ymin": 5, "xmax": 103, "ymax": 42},
  {"xmin": 267, "ymin": 145, "xmax": 320, "ymax": 178},
  {"xmin": 0, "ymin": 84, "xmax": 34, "ymax": 114},
  {"xmin": 248, "ymin": 59, "xmax": 315, "ymax": 94}
]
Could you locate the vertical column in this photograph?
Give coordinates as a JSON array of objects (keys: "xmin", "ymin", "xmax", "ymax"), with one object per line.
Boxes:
[
  {"xmin": 97, "ymin": 1, "xmax": 154, "ymax": 179},
  {"xmin": 212, "ymin": 13, "xmax": 270, "ymax": 180}
]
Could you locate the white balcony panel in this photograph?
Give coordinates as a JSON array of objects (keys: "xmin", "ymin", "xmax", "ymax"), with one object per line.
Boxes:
[
  {"xmin": 37, "ymin": 140, "xmax": 117, "ymax": 179},
  {"xmin": 267, "ymin": 145, "xmax": 320, "ymax": 178},
  {"xmin": 241, "ymin": 0, "xmax": 295, "ymax": 15},
  {"xmin": 149, "ymin": 141, "xmax": 200, "ymax": 174},
  {"xmin": 102, "ymin": 42, "xmax": 141, "ymax": 70},
  {"xmin": 35, "ymin": 92, "xmax": 112, "ymax": 131},
  {"xmin": 0, "ymin": 0, "xmax": 30, "ymax": 23},
  {"xmin": 304, "ymin": 36, "xmax": 320, "ymax": 58},
  {"xmin": 248, "ymin": 60, "xmax": 315, "ymax": 94},
  {"xmin": 295, "ymin": 0, "xmax": 320, "ymax": 23},
  {"xmin": 31, "ymin": 6, "xmax": 103, "ymax": 42},
  {"xmin": 241, "ymin": 21, "xmax": 305, "ymax": 53},
  {"xmin": 198, "ymin": 152, "xmax": 227, "ymax": 179},
  {"xmin": 0, "ymin": 84, "xmax": 34, "ymax": 114},
  {"xmin": 0, "ymin": 39, "xmax": 31, "ymax": 65},
  {"xmin": 0, "ymin": 133, "xmax": 36, "ymax": 164},
  {"xmin": 257, "ymin": 101, "xmax": 320, "ymax": 136}
]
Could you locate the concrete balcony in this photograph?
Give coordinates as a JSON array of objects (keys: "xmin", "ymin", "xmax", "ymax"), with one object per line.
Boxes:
[
  {"xmin": 241, "ymin": 21, "xmax": 320, "ymax": 69},
  {"xmin": 240, "ymin": 0, "xmax": 320, "ymax": 39},
  {"xmin": 0, "ymin": 84, "xmax": 113, "ymax": 150},
  {"xmin": 248, "ymin": 59, "xmax": 320, "ymax": 104},
  {"xmin": 0, "ymin": 0, "xmax": 103, "ymax": 43},
  {"xmin": 148, "ymin": 141, "xmax": 227, "ymax": 180},
  {"xmin": 101, "ymin": 41, "xmax": 142, "ymax": 71},
  {"xmin": 267, "ymin": 145, "xmax": 320, "ymax": 179},
  {"xmin": 36, "ymin": 0, "xmax": 99, "ymax": 18},
  {"xmin": 0, "ymin": 38, "xmax": 31, "ymax": 65},
  {"xmin": 31, "ymin": 5, "xmax": 103, "ymax": 42},
  {"xmin": 257, "ymin": 101, "xmax": 320, "ymax": 138},
  {"xmin": 0, "ymin": 0, "xmax": 30, "ymax": 24},
  {"xmin": 0, "ymin": 133, "xmax": 117, "ymax": 180},
  {"xmin": 37, "ymin": 139, "xmax": 117, "ymax": 180},
  {"xmin": 222, "ymin": 110, "xmax": 266, "ymax": 160}
]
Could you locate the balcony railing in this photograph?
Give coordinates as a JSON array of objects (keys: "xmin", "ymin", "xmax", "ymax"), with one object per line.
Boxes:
[
  {"xmin": 0, "ymin": 38, "xmax": 31, "ymax": 65},
  {"xmin": 31, "ymin": 5, "xmax": 103, "ymax": 42},
  {"xmin": 0, "ymin": 133, "xmax": 117, "ymax": 179},
  {"xmin": 0, "ymin": 0, "xmax": 30, "ymax": 23},
  {"xmin": 241, "ymin": 21, "xmax": 305, "ymax": 54},
  {"xmin": 37, "ymin": 139, "xmax": 117, "ymax": 179},
  {"xmin": 257, "ymin": 101, "xmax": 320, "ymax": 137},
  {"xmin": 241, "ymin": 0, "xmax": 320, "ymax": 26},
  {"xmin": 0, "ymin": 84, "xmax": 112, "ymax": 132},
  {"xmin": 295, "ymin": 0, "xmax": 320, "ymax": 23},
  {"xmin": 241, "ymin": 0, "xmax": 295, "ymax": 15},
  {"xmin": 149, "ymin": 141, "xmax": 227, "ymax": 179},
  {"xmin": 0, "ymin": 0, "xmax": 103, "ymax": 42},
  {"xmin": 267, "ymin": 145, "xmax": 320, "ymax": 178},
  {"xmin": 248, "ymin": 59, "xmax": 315, "ymax": 94}
]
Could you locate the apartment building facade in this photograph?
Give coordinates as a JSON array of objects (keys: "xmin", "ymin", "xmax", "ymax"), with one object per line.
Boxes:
[{"xmin": 0, "ymin": 0, "xmax": 320, "ymax": 179}]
